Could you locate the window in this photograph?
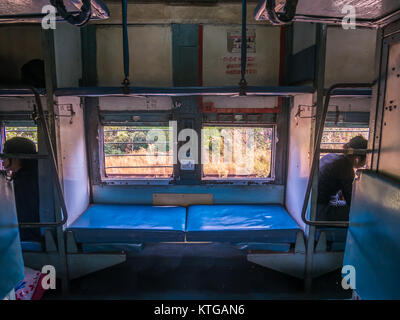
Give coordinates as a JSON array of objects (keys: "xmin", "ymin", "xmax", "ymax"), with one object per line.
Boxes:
[
  {"xmin": 321, "ymin": 127, "xmax": 369, "ymax": 155},
  {"xmin": 1, "ymin": 125, "xmax": 38, "ymax": 170},
  {"xmin": 103, "ymin": 125, "xmax": 173, "ymax": 179},
  {"xmin": 202, "ymin": 126, "xmax": 275, "ymax": 180},
  {"xmin": 4, "ymin": 126, "xmax": 38, "ymax": 148}
]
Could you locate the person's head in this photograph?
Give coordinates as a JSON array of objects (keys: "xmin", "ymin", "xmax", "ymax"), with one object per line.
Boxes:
[
  {"xmin": 0, "ymin": 137, "xmax": 37, "ymax": 172},
  {"xmin": 21, "ymin": 59, "xmax": 45, "ymax": 88},
  {"xmin": 343, "ymin": 135, "xmax": 368, "ymax": 169}
]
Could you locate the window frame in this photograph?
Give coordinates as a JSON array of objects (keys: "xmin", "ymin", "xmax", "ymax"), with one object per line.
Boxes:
[
  {"xmin": 87, "ymin": 97, "xmax": 290, "ymax": 187},
  {"xmin": 200, "ymin": 123, "xmax": 277, "ymax": 185},
  {"xmin": 98, "ymin": 110, "xmax": 175, "ymax": 185}
]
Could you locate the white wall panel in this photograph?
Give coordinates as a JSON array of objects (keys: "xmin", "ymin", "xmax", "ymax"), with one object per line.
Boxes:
[
  {"xmin": 203, "ymin": 25, "xmax": 281, "ymax": 86},
  {"xmin": 97, "ymin": 25, "xmax": 172, "ymax": 87},
  {"xmin": 286, "ymin": 93, "xmax": 314, "ymax": 230},
  {"xmin": 57, "ymin": 96, "xmax": 90, "ymax": 226}
]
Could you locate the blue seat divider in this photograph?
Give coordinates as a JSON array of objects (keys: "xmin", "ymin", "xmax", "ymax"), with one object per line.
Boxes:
[
  {"xmin": 186, "ymin": 205, "xmax": 300, "ymax": 243},
  {"xmin": 0, "ymin": 176, "xmax": 24, "ymax": 299},
  {"xmin": 343, "ymin": 171, "xmax": 400, "ymax": 299},
  {"xmin": 68, "ymin": 204, "xmax": 187, "ymax": 243}
]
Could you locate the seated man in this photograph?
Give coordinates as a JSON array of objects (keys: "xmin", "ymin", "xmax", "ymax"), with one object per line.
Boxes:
[
  {"xmin": 317, "ymin": 135, "xmax": 368, "ymax": 221},
  {"xmin": 1, "ymin": 137, "xmax": 41, "ymax": 241}
]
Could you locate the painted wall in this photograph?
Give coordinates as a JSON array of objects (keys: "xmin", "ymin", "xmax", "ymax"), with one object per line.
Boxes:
[
  {"xmin": 0, "ymin": 96, "xmax": 47, "ymax": 112},
  {"xmin": 203, "ymin": 25, "xmax": 281, "ymax": 86},
  {"xmin": 54, "ymin": 22, "xmax": 82, "ymax": 87},
  {"xmin": 292, "ymin": 22, "xmax": 316, "ymax": 55},
  {"xmin": 0, "ymin": 25, "xmax": 43, "ymax": 85},
  {"xmin": 96, "ymin": 2, "xmax": 268, "ymax": 25},
  {"xmin": 93, "ymin": 184, "xmax": 284, "ymax": 205},
  {"xmin": 202, "ymin": 96, "xmax": 278, "ymax": 109},
  {"xmin": 56, "ymin": 96, "xmax": 90, "ymax": 226},
  {"xmin": 285, "ymin": 93, "xmax": 314, "ymax": 230},
  {"xmin": 325, "ymin": 27, "xmax": 377, "ymax": 87},
  {"xmin": 96, "ymin": 25, "xmax": 173, "ymax": 86},
  {"xmin": 378, "ymin": 41, "xmax": 400, "ymax": 180},
  {"xmin": 99, "ymin": 96, "xmax": 173, "ymax": 111},
  {"xmin": 291, "ymin": 23, "xmax": 377, "ymax": 87},
  {"xmin": 328, "ymin": 96, "xmax": 372, "ymax": 112},
  {"xmin": 96, "ymin": 24, "xmax": 281, "ymax": 87}
]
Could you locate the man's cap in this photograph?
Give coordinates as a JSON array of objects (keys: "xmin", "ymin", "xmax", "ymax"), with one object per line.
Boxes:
[{"xmin": 0, "ymin": 137, "xmax": 37, "ymax": 158}]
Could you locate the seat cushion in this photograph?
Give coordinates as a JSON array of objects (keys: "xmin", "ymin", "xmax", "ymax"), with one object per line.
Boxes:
[
  {"xmin": 68, "ymin": 204, "xmax": 187, "ymax": 243},
  {"xmin": 21, "ymin": 241, "xmax": 43, "ymax": 252},
  {"xmin": 186, "ymin": 204, "xmax": 300, "ymax": 243}
]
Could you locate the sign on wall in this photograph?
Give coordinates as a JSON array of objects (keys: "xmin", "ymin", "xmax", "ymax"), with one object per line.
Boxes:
[
  {"xmin": 224, "ymin": 28, "xmax": 257, "ymax": 76},
  {"xmin": 203, "ymin": 25, "xmax": 280, "ymax": 86},
  {"xmin": 227, "ymin": 29, "xmax": 256, "ymax": 53}
]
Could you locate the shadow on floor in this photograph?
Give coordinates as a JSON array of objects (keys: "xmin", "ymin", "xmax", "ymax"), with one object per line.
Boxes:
[{"xmin": 43, "ymin": 244, "xmax": 352, "ymax": 300}]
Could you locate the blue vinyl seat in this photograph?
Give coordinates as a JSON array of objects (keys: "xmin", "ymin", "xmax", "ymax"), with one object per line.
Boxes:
[
  {"xmin": 68, "ymin": 204, "xmax": 187, "ymax": 243},
  {"xmin": 186, "ymin": 204, "xmax": 300, "ymax": 243}
]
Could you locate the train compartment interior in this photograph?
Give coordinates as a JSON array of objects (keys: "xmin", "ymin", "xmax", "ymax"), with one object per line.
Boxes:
[{"xmin": 1, "ymin": 0, "xmax": 400, "ymax": 301}]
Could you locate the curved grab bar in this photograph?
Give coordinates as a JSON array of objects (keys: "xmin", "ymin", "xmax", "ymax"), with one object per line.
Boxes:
[
  {"xmin": 265, "ymin": 0, "xmax": 298, "ymax": 25},
  {"xmin": 50, "ymin": 0, "xmax": 92, "ymax": 27},
  {"xmin": 301, "ymin": 83, "xmax": 373, "ymax": 228},
  {"xmin": 4, "ymin": 87, "xmax": 69, "ymax": 228}
]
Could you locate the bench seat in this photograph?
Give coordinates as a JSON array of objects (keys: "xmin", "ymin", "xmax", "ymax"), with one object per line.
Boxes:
[
  {"xmin": 68, "ymin": 204, "xmax": 187, "ymax": 243},
  {"xmin": 186, "ymin": 204, "xmax": 300, "ymax": 243}
]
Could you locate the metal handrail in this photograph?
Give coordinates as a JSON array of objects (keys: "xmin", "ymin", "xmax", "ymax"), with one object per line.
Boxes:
[
  {"xmin": 5, "ymin": 87, "xmax": 69, "ymax": 228},
  {"xmin": 301, "ymin": 83, "xmax": 373, "ymax": 228}
]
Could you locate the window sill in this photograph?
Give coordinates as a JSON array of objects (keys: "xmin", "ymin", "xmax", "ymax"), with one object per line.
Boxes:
[{"xmin": 101, "ymin": 178, "xmax": 174, "ymax": 186}]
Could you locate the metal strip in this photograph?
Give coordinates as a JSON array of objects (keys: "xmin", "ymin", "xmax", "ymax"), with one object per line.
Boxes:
[{"xmin": 53, "ymin": 86, "xmax": 315, "ymax": 97}]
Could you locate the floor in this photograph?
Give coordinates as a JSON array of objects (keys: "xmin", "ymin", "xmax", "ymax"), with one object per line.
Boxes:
[{"xmin": 43, "ymin": 243, "xmax": 352, "ymax": 300}]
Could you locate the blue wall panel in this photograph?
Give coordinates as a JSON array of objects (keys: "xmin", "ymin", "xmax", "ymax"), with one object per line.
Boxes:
[
  {"xmin": 93, "ymin": 184, "xmax": 284, "ymax": 205},
  {"xmin": 172, "ymin": 24, "xmax": 199, "ymax": 87},
  {"xmin": 0, "ymin": 175, "xmax": 24, "ymax": 299},
  {"xmin": 344, "ymin": 171, "xmax": 400, "ymax": 299}
]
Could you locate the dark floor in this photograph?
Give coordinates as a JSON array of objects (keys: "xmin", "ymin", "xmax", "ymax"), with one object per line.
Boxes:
[{"xmin": 42, "ymin": 243, "xmax": 352, "ymax": 300}]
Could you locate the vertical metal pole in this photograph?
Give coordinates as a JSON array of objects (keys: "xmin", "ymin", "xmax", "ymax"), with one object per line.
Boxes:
[
  {"xmin": 41, "ymin": 29, "xmax": 70, "ymax": 293},
  {"xmin": 0, "ymin": 125, "xmax": 5, "ymax": 170},
  {"xmin": 121, "ymin": 0, "xmax": 130, "ymax": 93},
  {"xmin": 304, "ymin": 23, "xmax": 327, "ymax": 292},
  {"xmin": 240, "ymin": 0, "xmax": 247, "ymax": 82},
  {"xmin": 239, "ymin": 0, "xmax": 248, "ymax": 95}
]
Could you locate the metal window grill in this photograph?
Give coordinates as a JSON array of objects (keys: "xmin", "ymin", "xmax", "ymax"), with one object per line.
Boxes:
[
  {"xmin": 202, "ymin": 126, "xmax": 275, "ymax": 180},
  {"xmin": 103, "ymin": 126, "xmax": 173, "ymax": 179},
  {"xmin": 321, "ymin": 127, "xmax": 370, "ymax": 154}
]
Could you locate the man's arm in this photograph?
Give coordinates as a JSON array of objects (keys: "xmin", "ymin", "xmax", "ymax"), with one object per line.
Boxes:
[{"xmin": 341, "ymin": 178, "xmax": 354, "ymax": 206}]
